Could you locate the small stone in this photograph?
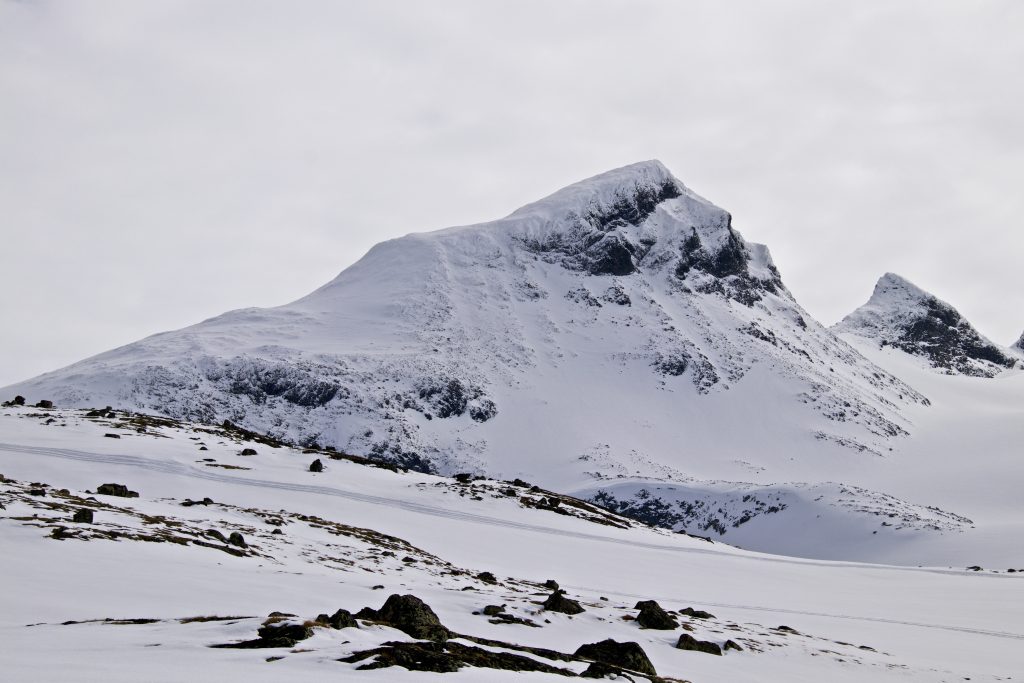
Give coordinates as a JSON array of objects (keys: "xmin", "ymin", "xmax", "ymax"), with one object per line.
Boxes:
[
  {"xmin": 309, "ymin": 459, "xmax": 323, "ymax": 473},
  {"xmin": 228, "ymin": 532, "xmax": 247, "ymax": 548},
  {"xmin": 271, "ymin": 528, "xmax": 283, "ymax": 535},
  {"xmin": 36, "ymin": 400, "xmax": 53, "ymax": 409},
  {"xmin": 72, "ymin": 509, "xmax": 94, "ymax": 523},
  {"xmin": 679, "ymin": 606, "xmax": 716, "ymax": 619},
  {"xmin": 240, "ymin": 448, "xmax": 257, "ymax": 456},
  {"xmin": 104, "ymin": 433, "xmax": 121, "ymax": 439},
  {"xmin": 481, "ymin": 605, "xmax": 504, "ymax": 616},
  {"xmin": 476, "ymin": 571, "xmax": 497, "ymax": 584}
]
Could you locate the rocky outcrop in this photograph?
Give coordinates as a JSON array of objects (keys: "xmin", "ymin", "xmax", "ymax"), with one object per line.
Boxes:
[
  {"xmin": 835, "ymin": 273, "xmax": 1018, "ymax": 377},
  {"xmin": 574, "ymin": 639, "xmax": 657, "ymax": 676}
]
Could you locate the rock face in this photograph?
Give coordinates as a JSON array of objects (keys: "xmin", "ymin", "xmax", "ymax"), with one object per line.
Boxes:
[
  {"xmin": 835, "ymin": 273, "xmax": 1019, "ymax": 378},
  {"xmin": 574, "ymin": 639, "xmax": 657, "ymax": 676}
]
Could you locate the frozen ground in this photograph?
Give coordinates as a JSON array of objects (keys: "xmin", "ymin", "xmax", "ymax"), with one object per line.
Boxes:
[{"xmin": 1, "ymin": 406, "xmax": 1022, "ymax": 682}]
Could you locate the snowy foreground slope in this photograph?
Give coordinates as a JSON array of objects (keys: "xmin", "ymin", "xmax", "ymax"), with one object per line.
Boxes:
[
  {"xmin": 5, "ymin": 161, "xmax": 1024, "ymax": 565},
  {"xmin": 1, "ymin": 407, "xmax": 1023, "ymax": 683}
]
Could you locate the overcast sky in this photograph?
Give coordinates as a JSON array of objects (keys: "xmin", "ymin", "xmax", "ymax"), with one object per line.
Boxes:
[{"xmin": 2, "ymin": 1, "xmax": 1022, "ymax": 387}]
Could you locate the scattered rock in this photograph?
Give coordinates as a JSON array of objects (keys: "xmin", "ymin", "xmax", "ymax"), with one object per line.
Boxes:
[
  {"xmin": 35, "ymin": 400, "xmax": 54, "ymax": 409},
  {"xmin": 206, "ymin": 529, "xmax": 227, "ymax": 542},
  {"xmin": 724, "ymin": 639, "xmax": 743, "ymax": 652},
  {"xmin": 103, "ymin": 433, "xmax": 121, "ymax": 439},
  {"xmin": 482, "ymin": 605, "xmax": 505, "ymax": 617},
  {"xmin": 634, "ymin": 600, "xmax": 678, "ymax": 630},
  {"xmin": 28, "ymin": 488, "xmax": 46, "ymax": 496},
  {"xmin": 542, "ymin": 589, "xmax": 584, "ymax": 615},
  {"xmin": 476, "ymin": 571, "xmax": 498, "ymax": 584},
  {"xmin": 239, "ymin": 448, "xmax": 257, "ymax": 456},
  {"xmin": 676, "ymin": 633, "xmax": 722, "ymax": 655},
  {"xmin": 271, "ymin": 528, "xmax": 283, "ymax": 535},
  {"xmin": 544, "ymin": 579, "xmax": 560, "ymax": 590},
  {"xmin": 214, "ymin": 619, "xmax": 312, "ymax": 649},
  {"xmin": 96, "ymin": 483, "xmax": 139, "ymax": 498},
  {"xmin": 574, "ymin": 639, "xmax": 657, "ymax": 676},
  {"xmin": 72, "ymin": 509, "xmax": 94, "ymax": 524},
  {"xmin": 309, "ymin": 458, "xmax": 323, "ymax": 473},
  {"xmin": 13, "ymin": 395, "xmax": 26, "ymax": 406},
  {"xmin": 228, "ymin": 532, "xmax": 247, "ymax": 548},
  {"xmin": 679, "ymin": 606, "xmax": 715, "ymax": 620}
]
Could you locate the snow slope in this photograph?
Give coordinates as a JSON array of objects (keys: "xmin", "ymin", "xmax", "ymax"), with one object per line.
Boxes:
[
  {"xmin": 4, "ymin": 162, "xmax": 1022, "ymax": 566},
  {"xmin": 1, "ymin": 407, "xmax": 1022, "ymax": 682}
]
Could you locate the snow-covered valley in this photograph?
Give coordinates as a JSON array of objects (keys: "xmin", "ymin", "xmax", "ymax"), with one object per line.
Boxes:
[{"xmin": 1, "ymin": 406, "xmax": 1022, "ymax": 682}]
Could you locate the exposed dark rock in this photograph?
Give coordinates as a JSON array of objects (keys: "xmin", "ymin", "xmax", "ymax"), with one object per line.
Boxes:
[
  {"xmin": 103, "ymin": 433, "xmax": 121, "ymax": 439},
  {"xmin": 214, "ymin": 620, "xmax": 313, "ymax": 649},
  {"xmin": 679, "ymin": 607, "xmax": 715, "ymax": 620},
  {"xmin": 476, "ymin": 571, "xmax": 498, "ymax": 584},
  {"xmin": 675, "ymin": 633, "xmax": 722, "ymax": 655},
  {"xmin": 580, "ymin": 661, "xmax": 639, "ymax": 679},
  {"xmin": 327, "ymin": 608, "xmax": 357, "ymax": 629},
  {"xmin": 542, "ymin": 589, "xmax": 584, "ymax": 615},
  {"xmin": 227, "ymin": 532, "xmax": 246, "ymax": 548},
  {"xmin": 544, "ymin": 579, "xmax": 560, "ymax": 590},
  {"xmin": 724, "ymin": 639, "xmax": 743, "ymax": 652},
  {"xmin": 72, "ymin": 509, "xmax": 94, "ymax": 524},
  {"xmin": 96, "ymin": 483, "xmax": 139, "ymax": 498},
  {"xmin": 206, "ymin": 529, "xmax": 227, "ymax": 543},
  {"xmin": 574, "ymin": 639, "xmax": 657, "ymax": 676},
  {"xmin": 482, "ymin": 605, "xmax": 505, "ymax": 616},
  {"xmin": 13, "ymin": 395, "xmax": 26, "ymax": 406},
  {"xmin": 239, "ymin": 448, "xmax": 257, "ymax": 456},
  {"xmin": 341, "ymin": 640, "xmax": 575, "ymax": 675},
  {"xmin": 634, "ymin": 600, "xmax": 678, "ymax": 630},
  {"xmin": 28, "ymin": 488, "xmax": 46, "ymax": 496},
  {"xmin": 35, "ymin": 400, "xmax": 54, "ymax": 409},
  {"xmin": 309, "ymin": 458, "xmax": 323, "ymax": 473},
  {"xmin": 359, "ymin": 594, "xmax": 451, "ymax": 641}
]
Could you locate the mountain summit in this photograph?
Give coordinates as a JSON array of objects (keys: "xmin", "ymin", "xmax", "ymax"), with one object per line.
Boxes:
[
  {"xmin": 834, "ymin": 273, "xmax": 1019, "ymax": 378},
  {"xmin": 6, "ymin": 162, "xmax": 947, "ymax": 553}
]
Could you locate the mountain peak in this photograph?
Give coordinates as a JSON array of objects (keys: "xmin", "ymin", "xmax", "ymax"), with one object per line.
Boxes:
[{"xmin": 835, "ymin": 273, "xmax": 1018, "ymax": 377}]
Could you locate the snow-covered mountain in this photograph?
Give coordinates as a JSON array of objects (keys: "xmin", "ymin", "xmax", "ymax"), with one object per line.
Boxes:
[
  {"xmin": 834, "ymin": 273, "xmax": 1020, "ymax": 378},
  {"xmin": 5, "ymin": 161, "xmax": 1023, "ymax": 564}
]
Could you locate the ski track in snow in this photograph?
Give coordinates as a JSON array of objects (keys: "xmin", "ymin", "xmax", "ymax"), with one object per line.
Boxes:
[{"xmin": 4, "ymin": 439, "xmax": 1022, "ymax": 645}]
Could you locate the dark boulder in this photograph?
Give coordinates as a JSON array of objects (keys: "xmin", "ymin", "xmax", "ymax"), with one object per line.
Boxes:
[
  {"xmin": 72, "ymin": 509, "xmax": 94, "ymax": 524},
  {"xmin": 239, "ymin": 448, "xmax": 257, "ymax": 456},
  {"xmin": 361, "ymin": 594, "xmax": 451, "ymax": 641},
  {"xmin": 309, "ymin": 458, "xmax": 323, "ymax": 473},
  {"xmin": 327, "ymin": 608, "xmax": 357, "ymax": 629},
  {"xmin": 574, "ymin": 639, "xmax": 657, "ymax": 676},
  {"xmin": 13, "ymin": 395, "xmax": 26, "ymax": 405},
  {"xmin": 36, "ymin": 400, "xmax": 54, "ymax": 409},
  {"xmin": 96, "ymin": 483, "xmax": 139, "ymax": 498},
  {"xmin": 544, "ymin": 579, "xmax": 560, "ymax": 590},
  {"xmin": 228, "ymin": 532, "xmax": 247, "ymax": 548},
  {"xmin": 542, "ymin": 589, "xmax": 584, "ymax": 615},
  {"xmin": 724, "ymin": 639, "xmax": 743, "ymax": 652},
  {"xmin": 679, "ymin": 606, "xmax": 715, "ymax": 619},
  {"xmin": 476, "ymin": 571, "xmax": 497, "ymax": 584},
  {"xmin": 256, "ymin": 621, "xmax": 312, "ymax": 643},
  {"xmin": 634, "ymin": 600, "xmax": 678, "ymax": 630},
  {"xmin": 481, "ymin": 605, "xmax": 504, "ymax": 616},
  {"xmin": 342, "ymin": 640, "xmax": 574, "ymax": 675},
  {"xmin": 676, "ymin": 633, "xmax": 722, "ymax": 655}
]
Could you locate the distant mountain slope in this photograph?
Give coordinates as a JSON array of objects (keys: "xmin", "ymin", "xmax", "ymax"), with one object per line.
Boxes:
[{"xmin": 833, "ymin": 273, "xmax": 1019, "ymax": 378}]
